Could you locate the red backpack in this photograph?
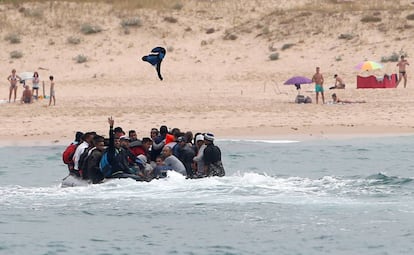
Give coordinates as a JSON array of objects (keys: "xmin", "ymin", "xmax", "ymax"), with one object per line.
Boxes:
[{"xmin": 62, "ymin": 143, "xmax": 78, "ymax": 166}]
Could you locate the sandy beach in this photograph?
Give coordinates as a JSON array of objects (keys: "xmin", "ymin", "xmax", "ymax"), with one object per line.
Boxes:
[{"xmin": 1, "ymin": 0, "xmax": 414, "ymax": 145}]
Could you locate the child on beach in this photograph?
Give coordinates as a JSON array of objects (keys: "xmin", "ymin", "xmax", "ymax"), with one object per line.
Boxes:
[{"xmin": 48, "ymin": 75, "xmax": 55, "ymax": 106}]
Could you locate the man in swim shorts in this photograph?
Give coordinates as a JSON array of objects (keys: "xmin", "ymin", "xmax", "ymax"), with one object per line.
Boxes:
[
  {"xmin": 312, "ymin": 67, "xmax": 325, "ymax": 104},
  {"xmin": 396, "ymin": 55, "xmax": 409, "ymax": 88}
]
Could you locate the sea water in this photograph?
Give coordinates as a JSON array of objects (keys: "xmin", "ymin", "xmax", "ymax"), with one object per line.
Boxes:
[{"xmin": 1, "ymin": 136, "xmax": 414, "ymax": 255}]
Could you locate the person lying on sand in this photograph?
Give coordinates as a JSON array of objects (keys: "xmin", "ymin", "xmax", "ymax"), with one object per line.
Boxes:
[{"xmin": 332, "ymin": 93, "xmax": 366, "ymax": 104}]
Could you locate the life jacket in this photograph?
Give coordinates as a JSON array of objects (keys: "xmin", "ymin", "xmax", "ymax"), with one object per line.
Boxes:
[
  {"xmin": 62, "ymin": 143, "xmax": 78, "ymax": 168},
  {"xmin": 165, "ymin": 133, "xmax": 174, "ymax": 144}
]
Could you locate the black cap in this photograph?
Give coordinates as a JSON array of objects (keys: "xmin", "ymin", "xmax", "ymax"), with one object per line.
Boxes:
[{"xmin": 75, "ymin": 131, "xmax": 84, "ymax": 142}]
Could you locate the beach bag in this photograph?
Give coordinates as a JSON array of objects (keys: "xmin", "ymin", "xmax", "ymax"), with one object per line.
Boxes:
[
  {"xmin": 99, "ymin": 151, "xmax": 113, "ymax": 178},
  {"xmin": 295, "ymin": 95, "xmax": 305, "ymax": 104},
  {"xmin": 62, "ymin": 143, "xmax": 78, "ymax": 165}
]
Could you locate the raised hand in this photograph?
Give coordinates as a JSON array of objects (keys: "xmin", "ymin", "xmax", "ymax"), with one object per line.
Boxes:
[{"xmin": 108, "ymin": 116, "xmax": 114, "ymax": 127}]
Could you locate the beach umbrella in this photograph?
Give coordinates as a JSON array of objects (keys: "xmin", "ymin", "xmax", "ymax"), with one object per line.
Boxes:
[
  {"xmin": 284, "ymin": 76, "xmax": 313, "ymax": 91},
  {"xmin": 284, "ymin": 76, "xmax": 313, "ymax": 95},
  {"xmin": 284, "ymin": 76, "xmax": 313, "ymax": 85},
  {"xmin": 355, "ymin": 60, "xmax": 383, "ymax": 71},
  {"xmin": 19, "ymin": 71, "xmax": 34, "ymax": 81}
]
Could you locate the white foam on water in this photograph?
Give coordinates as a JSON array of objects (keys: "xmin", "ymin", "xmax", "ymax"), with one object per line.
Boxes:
[
  {"xmin": 1, "ymin": 171, "xmax": 395, "ymax": 208},
  {"xmin": 219, "ymin": 139, "xmax": 300, "ymax": 144}
]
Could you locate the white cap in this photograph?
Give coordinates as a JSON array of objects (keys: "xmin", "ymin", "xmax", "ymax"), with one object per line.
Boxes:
[
  {"xmin": 119, "ymin": 135, "xmax": 130, "ymax": 141},
  {"xmin": 195, "ymin": 134, "xmax": 204, "ymax": 142}
]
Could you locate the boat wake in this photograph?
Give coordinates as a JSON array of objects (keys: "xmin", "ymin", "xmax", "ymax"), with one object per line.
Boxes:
[{"xmin": 1, "ymin": 172, "xmax": 412, "ymax": 208}]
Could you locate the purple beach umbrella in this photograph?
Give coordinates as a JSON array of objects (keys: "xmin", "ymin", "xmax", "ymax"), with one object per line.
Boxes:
[
  {"xmin": 284, "ymin": 76, "xmax": 313, "ymax": 91},
  {"xmin": 284, "ymin": 76, "xmax": 313, "ymax": 85}
]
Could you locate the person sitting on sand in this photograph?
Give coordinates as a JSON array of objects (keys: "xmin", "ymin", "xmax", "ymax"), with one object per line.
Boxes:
[
  {"xmin": 332, "ymin": 93, "xmax": 366, "ymax": 104},
  {"xmin": 21, "ymin": 85, "xmax": 33, "ymax": 104},
  {"xmin": 330, "ymin": 74, "xmax": 346, "ymax": 89}
]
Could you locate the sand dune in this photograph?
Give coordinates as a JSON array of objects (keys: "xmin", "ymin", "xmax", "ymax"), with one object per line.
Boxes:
[{"xmin": 1, "ymin": 0, "xmax": 414, "ymax": 145}]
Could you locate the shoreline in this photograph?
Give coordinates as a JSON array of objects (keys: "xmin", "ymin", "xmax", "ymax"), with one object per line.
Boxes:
[{"xmin": 1, "ymin": 128, "xmax": 413, "ymax": 147}]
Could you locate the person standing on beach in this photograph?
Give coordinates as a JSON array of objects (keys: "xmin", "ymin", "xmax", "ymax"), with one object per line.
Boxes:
[
  {"xmin": 48, "ymin": 75, "xmax": 55, "ymax": 106},
  {"xmin": 32, "ymin": 72, "xmax": 40, "ymax": 100},
  {"xmin": 312, "ymin": 67, "xmax": 325, "ymax": 104},
  {"xmin": 396, "ymin": 56, "xmax": 409, "ymax": 88},
  {"xmin": 7, "ymin": 69, "xmax": 21, "ymax": 103}
]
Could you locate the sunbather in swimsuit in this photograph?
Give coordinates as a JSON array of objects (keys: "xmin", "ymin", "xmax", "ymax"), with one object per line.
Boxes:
[
  {"xmin": 396, "ymin": 56, "xmax": 409, "ymax": 88},
  {"xmin": 7, "ymin": 69, "xmax": 21, "ymax": 102}
]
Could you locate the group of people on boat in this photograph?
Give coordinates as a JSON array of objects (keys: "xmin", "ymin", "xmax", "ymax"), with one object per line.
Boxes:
[{"xmin": 63, "ymin": 117, "xmax": 225, "ymax": 184}]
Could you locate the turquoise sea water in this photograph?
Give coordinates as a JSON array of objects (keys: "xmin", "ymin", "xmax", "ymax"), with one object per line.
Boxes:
[{"xmin": 1, "ymin": 136, "xmax": 414, "ymax": 255}]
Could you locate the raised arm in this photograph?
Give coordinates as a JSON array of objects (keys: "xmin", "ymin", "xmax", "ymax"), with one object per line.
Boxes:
[{"xmin": 107, "ymin": 117, "xmax": 115, "ymax": 155}]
